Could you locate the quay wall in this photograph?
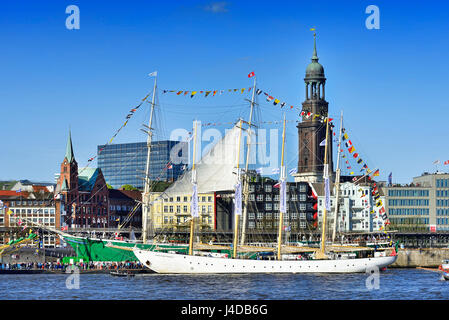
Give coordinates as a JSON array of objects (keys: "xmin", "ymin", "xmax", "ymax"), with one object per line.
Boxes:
[{"xmin": 390, "ymin": 248, "xmax": 449, "ymax": 268}]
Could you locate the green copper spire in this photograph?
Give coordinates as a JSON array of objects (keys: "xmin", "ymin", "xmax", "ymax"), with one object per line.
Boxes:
[
  {"xmin": 312, "ymin": 32, "xmax": 318, "ymax": 62},
  {"xmin": 305, "ymin": 31, "xmax": 325, "ymax": 80},
  {"xmin": 65, "ymin": 128, "xmax": 75, "ymax": 163}
]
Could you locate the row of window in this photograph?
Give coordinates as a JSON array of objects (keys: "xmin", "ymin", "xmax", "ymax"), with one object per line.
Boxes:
[
  {"xmin": 388, "ymin": 189, "xmax": 429, "ymax": 197},
  {"xmin": 389, "ymin": 218, "xmax": 429, "ymax": 224},
  {"xmin": 9, "ymin": 217, "xmax": 55, "ymax": 225},
  {"xmin": 164, "ymin": 205, "xmax": 213, "ymax": 214},
  {"xmin": 437, "ymin": 209, "xmax": 449, "ymax": 216},
  {"xmin": 436, "ymin": 190, "xmax": 449, "ymax": 197},
  {"xmin": 252, "ymin": 194, "xmax": 303, "ymax": 202},
  {"xmin": 389, "ymin": 208, "xmax": 430, "ymax": 216},
  {"xmin": 388, "ymin": 199, "xmax": 429, "ymax": 206},
  {"xmin": 109, "ymin": 205, "xmax": 135, "ymax": 211},
  {"xmin": 159, "ymin": 216, "xmax": 213, "ymax": 225},
  {"xmin": 436, "ymin": 199, "xmax": 449, "ymax": 207},
  {"xmin": 109, "ymin": 215, "xmax": 141, "ymax": 222},
  {"xmin": 248, "ymin": 221, "xmax": 306, "ymax": 229},
  {"xmin": 7, "ymin": 208, "xmax": 55, "ymax": 215},
  {"xmin": 248, "ymin": 212, "xmax": 303, "ymax": 220},
  {"xmin": 437, "ymin": 218, "xmax": 449, "ymax": 225},
  {"xmin": 8, "ymin": 200, "xmax": 53, "ymax": 206},
  {"xmin": 248, "ymin": 184, "xmax": 308, "ymax": 193},
  {"xmin": 436, "ymin": 179, "xmax": 449, "ymax": 188},
  {"xmin": 166, "ymin": 196, "xmax": 213, "ymax": 203}
]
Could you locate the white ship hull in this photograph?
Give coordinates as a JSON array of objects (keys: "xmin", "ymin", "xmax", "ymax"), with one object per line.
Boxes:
[{"xmin": 133, "ymin": 249, "xmax": 398, "ymax": 274}]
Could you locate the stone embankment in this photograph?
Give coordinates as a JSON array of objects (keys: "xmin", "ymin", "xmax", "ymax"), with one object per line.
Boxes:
[{"xmin": 390, "ymin": 248, "xmax": 449, "ymax": 268}]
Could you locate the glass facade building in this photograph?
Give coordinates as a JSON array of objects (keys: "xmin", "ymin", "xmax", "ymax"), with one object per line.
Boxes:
[{"xmin": 97, "ymin": 141, "xmax": 187, "ymax": 190}]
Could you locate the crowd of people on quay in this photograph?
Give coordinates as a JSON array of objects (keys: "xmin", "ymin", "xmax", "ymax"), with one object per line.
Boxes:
[{"xmin": 0, "ymin": 261, "xmax": 144, "ymax": 271}]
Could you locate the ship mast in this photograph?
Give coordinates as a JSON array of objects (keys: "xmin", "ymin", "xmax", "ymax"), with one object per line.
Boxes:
[
  {"xmin": 316, "ymin": 117, "xmax": 331, "ymax": 259},
  {"xmin": 142, "ymin": 72, "xmax": 157, "ymax": 244},
  {"xmin": 188, "ymin": 121, "xmax": 199, "ymax": 256},
  {"xmin": 232, "ymin": 119, "xmax": 244, "ymax": 259},
  {"xmin": 277, "ymin": 114, "xmax": 287, "ymax": 260},
  {"xmin": 332, "ymin": 111, "xmax": 343, "ymax": 243},
  {"xmin": 240, "ymin": 75, "xmax": 257, "ymax": 245}
]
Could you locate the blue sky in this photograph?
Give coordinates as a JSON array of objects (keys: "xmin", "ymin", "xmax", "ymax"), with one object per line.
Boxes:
[{"xmin": 0, "ymin": 0, "xmax": 448, "ymax": 185}]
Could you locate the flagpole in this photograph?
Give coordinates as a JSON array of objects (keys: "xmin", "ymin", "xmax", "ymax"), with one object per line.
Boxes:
[
  {"xmin": 189, "ymin": 121, "xmax": 198, "ymax": 256},
  {"xmin": 332, "ymin": 110, "xmax": 343, "ymax": 243},
  {"xmin": 142, "ymin": 72, "xmax": 157, "ymax": 244},
  {"xmin": 240, "ymin": 75, "xmax": 257, "ymax": 246},
  {"xmin": 277, "ymin": 113, "xmax": 287, "ymax": 261},
  {"xmin": 317, "ymin": 117, "xmax": 330, "ymax": 259}
]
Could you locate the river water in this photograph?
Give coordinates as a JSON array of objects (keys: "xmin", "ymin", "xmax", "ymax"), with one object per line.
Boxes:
[{"xmin": 0, "ymin": 268, "xmax": 447, "ymax": 300}]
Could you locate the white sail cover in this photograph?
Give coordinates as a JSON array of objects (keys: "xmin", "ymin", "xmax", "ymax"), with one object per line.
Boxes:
[
  {"xmin": 234, "ymin": 181, "xmax": 242, "ymax": 215},
  {"xmin": 191, "ymin": 183, "xmax": 199, "ymax": 217},
  {"xmin": 280, "ymin": 180, "xmax": 287, "ymax": 214},
  {"xmin": 161, "ymin": 124, "xmax": 241, "ymax": 198}
]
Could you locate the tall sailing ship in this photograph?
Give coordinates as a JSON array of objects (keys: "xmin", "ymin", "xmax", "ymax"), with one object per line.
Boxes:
[{"xmin": 133, "ymin": 84, "xmax": 398, "ymax": 273}]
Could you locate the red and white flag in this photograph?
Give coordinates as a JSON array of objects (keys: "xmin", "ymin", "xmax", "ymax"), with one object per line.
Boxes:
[
  {"xmin": 248, "ymin": 71, "xmax": 255, "ymax": 78},
  {"xmin": 444, "ymin": 160, "xmax": 449, "ymax": 165}
]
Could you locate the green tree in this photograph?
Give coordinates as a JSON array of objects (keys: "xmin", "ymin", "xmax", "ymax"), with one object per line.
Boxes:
[{"xmin": 121, "ymin": 184, "xmax": 139, "ymax": 191}]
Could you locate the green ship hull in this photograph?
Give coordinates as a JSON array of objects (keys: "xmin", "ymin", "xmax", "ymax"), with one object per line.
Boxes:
[
  {"xmin": 63, "ymin": 235, "xmax": 189, "ymax": 262},
  {"xmin": 62, "ymin": 235, "xmax": 258, "ymax": 262}
]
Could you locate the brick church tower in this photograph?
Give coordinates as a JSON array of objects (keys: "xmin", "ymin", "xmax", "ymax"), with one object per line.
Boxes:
[
  {"xmin": 56, "ymin": 129, "xmax": 79, "ymax": 226},
  {"xmin": 295, "ymin": 33, "xmax": 333, "ymax": 183},
  {"xmin": 55, "ymin": 129, "xmax": 109, "ymax": 229}
]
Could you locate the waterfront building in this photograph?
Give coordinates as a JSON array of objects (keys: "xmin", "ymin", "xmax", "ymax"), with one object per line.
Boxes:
[
  {"xmin": 97, "ymin": 141, "xmax": 188, "ymax": 190},
  {"xmin": 108, "ymin": 189, "xmax": 142, "ymax": 229},
  {"xmin": 149, "ymin": 191, "xmax": 216, "ymax": 233},
  {"xmin": 215, "ymin": 174, "xmax": 317, "ymax": 239},
  {"xmin": 383, "ymin": 172, "xmax": 449, "ymax": 232},
  {"xmin": 0, "ymin": 189, "xmax": 57, "ymax": 247},
  {"xmin": 54, "ymin": 130, "xmax": 109, "ymax": 229},
  {"xmin": 316, "ymin": 181, "xmax": 386, "ymax": 233}
]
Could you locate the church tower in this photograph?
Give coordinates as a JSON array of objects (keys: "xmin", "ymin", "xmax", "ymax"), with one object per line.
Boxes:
[
  {"xmin": 295, "ymin": 33, "xmax": 333, "ymax": 183},
  {"xmin": 55, "ymin": 129, "xmax": 79, "ymax": 227},
  {"xmin": 59, "ymin": 129, "xmax": 79, "ymax": 192}
]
